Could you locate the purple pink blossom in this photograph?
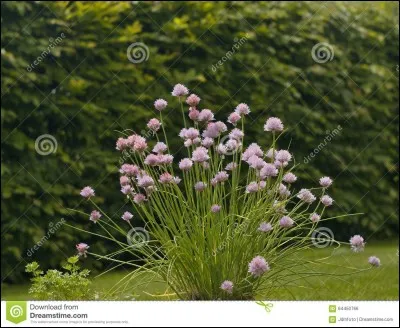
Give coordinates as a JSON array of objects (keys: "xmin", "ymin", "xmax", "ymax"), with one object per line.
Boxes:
[
  {"xmin": 248, "ymin": 256, "xmax": 269, "ymax": 277},
  {"xmin": 179, "ymin": 158, "xmax": 193, "ymax": 171},
  {"xmin": 211, "ymin": 204, "xmax": 221, "ymax": 213},
  {"xmin": 368, "ymin": 256, "xmax": 381, "ymax": 267},
  {"xmin": 264, "ymin": 117, "xmax": 284, "ymax": 132},
  {"xmin": 76, "ymin": 243, "xmax": 89, "ymax": 257},
  {"xmin": 350, "ymin": 235, "xmax": 365, "ymax": 252},
  {"xmin": 133, "ymin": 193, "xmax": 146, "ymax": 204},
  {"xmin": 194, "ymin": 182, "xmax": 207, "ymax": 191},
  {"xmin": 279, "ymin": 216, "xmax": 294, "ymax": 228},
  {"xmin": 198, "ymin": 109, "xmax": 214, "ymax": 122},
  {"xmin": 235, "ymin": 103, "xmax": 250, "ymax": 116},
  {"xmin": 186, "ymin": 94, "xmax": 201, "ymax": 107},
  {"xmin": 147, "ymin": 118, "xmax": 161, "ymax": 132},
  {"xmin": 80, "ymin": 186, "xmax": 95, "ymax": 199},
  {"xmin": 228, "ymin": 112, "xmax": 241, "ymax": 125},
  {"xmin": 152, "ymin": 142, "xmax": 168, "ymax": 154},
  {"xmin": 310, "ymin": 213, "xmax": 321, "ymax": 223},
  {"xmin": 258, "ymin": 222, "xmax": 273, "ymax": 232},
  {"xmin": 319, "ymin": 176, "xmax": 333, "ymax": 188},
  {"xmin": 121, "ymin": 211, "xmax": 133, "ymax": 221},
  {"xmin": 321, "ymin": 195, "xmax": 333, "ymax": 206},
  {"xmin": 89, "ymin": 210, "xmax": 101, "ymax": 223},
  {"xmin": 283, "ymin": 172, "xmax": 297, "ymax": 184},
  {"xmin": 297, "ymin": 189, "xmax": 316, "ymax": 203},
  {"xmin": 192, "ymin": 147, "xmax": 209, "ymax": 162},
  {"xmin": 172, "ymin": 84, "xmax": 189, "ymax": 97},
  {"xmin": 220, "ymin": 280, "xmax": 234, "ymax": 294},
  {"xmin": 154, "ymin": 99, "xmax": 167, "ymax": 111}
]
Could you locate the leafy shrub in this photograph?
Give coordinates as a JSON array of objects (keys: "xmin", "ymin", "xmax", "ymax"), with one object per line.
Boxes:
[{"xmin": 25, "ymin": 256, "xmax": 93, "ymax": 300}]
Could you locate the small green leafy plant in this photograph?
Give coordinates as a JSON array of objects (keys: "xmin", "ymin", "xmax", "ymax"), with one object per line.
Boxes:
[{"xmin": 25, "ymin": 256, "xmax": 94, "ymax": 300}]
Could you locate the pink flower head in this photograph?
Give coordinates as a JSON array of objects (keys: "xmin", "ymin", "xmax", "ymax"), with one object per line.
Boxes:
[
  {"xmin": 137, "ymin": 175, "xmax": 154, "ymax": 188},
  {"xmin": 229, "ymin": 128, "xmax": 244, "ymax": 141},
  {"xmin": 194, "ymin": 181, "xmax": 207, "ymax": 191},
  {"xmin": 186, "ymin": 94, "xmax": 201, "ymax": 107},
  {"xmin": 203, "ymin": 122, "xmax": 225, "ymax": 138},
  {"xmin": 133, "ymin": 193, "xmax": 146, "ymax": 205},
  {"xmin": 217, "ymin": 144, "xmax": 227, "ymax": 155},
  {"xmin": 283, "ymin": 172, "xmax": 297, "ymax": 184},
  {"xmin": 246, "ymin": 181, "xmax": 259, "ymax": 193},
  {"xmin": 80, "ymin": 186, "xmax": 95, "ymax": 199},
  {"xmin": 235, "ymin": 103, "xmax": 250, "ymax": 116},
  {"xmin": 265, "ymin": 148, "xmax": 277, "ymax": 159},
  {"xmin": 198, "ymin": 109, "xmax": 214, "ymax": 122},
  {"xmin": 227, "ymin": 112, "xmax": 241, "ymax": 125},
  {"xmin": 225, "ymin": 162, "xmax": 237, "ymax": 171},
  {"xmin": 310, "ymin": 213, "xmax": 321, "ymax": 223},
  {"xmin": 158, "ymin": 154, "xmax": 173, "ymax": 165},
  {"xmin": 121, "ymin": 185, "xmax": 133, "ymax": 195},
  {"xmin": 259, "ymin": 180, "xmax": 267, "ymax": 189},
  {"xmin": 76, "ymin": 243, "xmax": 89, "ymax": 257},
  {"xmin": 172, "ymin": 83, "xmax": 189, "ymax": 97},
  {"xmin": 321, "ymin": 195, "xmax": 333, "ymax": 206},
  {"xmin": 279, "ymin": 216, "xmax": 294, "ymax": 228},
  {"xmin": 225, "ymin": 139, "xmax": 241, "ymax": 152},
  {"xmin": 368, "ymin": 256, "xmax": 381, "ymax": 267},
  {"xmin": 202, "ymin": 137, "xmax": 214, "ymax": 148},
  {"xmin": 264, "ymin": 117, "xmax": 284, "ymax": 132},
  {"xmin": 350, "ymin": 235, "xmax": 365, "ymax": 252},
  {"xmin": 192, "ymin": 146, "xmax": 209, "ymax": 162},
  {"xmin": 220, "ymin": 280, "xmax": 234, "ymax": 294},
  {"xmin": 154, "ymin": 98, "xmax": 167, "ymax": 111},
  {"xmin": 319, "ymin": 176, "xmax": 333, "ymax": 188},
  {"xmin": 116, "ymin": 137, "xmax": 128, "ymax": 151},
  {"xmin": 120, "ymin": 164, "xmax": 140, "ymax": 176},
  {"xmin": 152, "ymin": 142, "xmax": 168, "ymax": 154},
  {"xmin": 260, "ymin": 163, "xmax": 278, "ymax": 179},
  {"xmin": 258, "ymin": 222, "xmax": 273, "ymax": 232},
  {"xmin": 297, "ymin": 189, "xmax": 316, "ymax": 203},
  {"xmin": 147, "ymin": 118, "xmax": 161, "ymax": 132},
  {"xmin": 133, "ymin": 136, "xmax": 147, "ymax": 152},
  {"xmin": 247, "ymin": 155, "xmax": 265, "ymax": 170},
  {"xmin": 242, "ymin": 143, "xmax": 263, "ymax": 161},
  {"xmin": 275, "ymin": 150, "xmax": 292, "ymax": 163},
  {"xmin": 188, "ymin": 108, "xmax": 200, "ymax": 121},
  {"xmin": 179, "ymin": 158, "xmax": 193, "ymax": 171},
  {"xmin": 144, "ymin": 154, "xmax": 160, "ymax": 166},
  {"xmin": 248, "ymin": 256, "xmax": 269, "ymax": 277},
  {"xmin": 186, "ymin": 128, "xmax": 201, "ymax": 140},
  {"xmin": 121, "ymin": 211, "xmax": 133, "ymax": 221},
  {"xmin": 120, "ymin": 176, "xmax": 130, "ymax": 186},
  {"xmin": 213, "ymin": 171, "xmax": 229, "ymax": 183},
  {"xmin": 278, "ymin": 183, "xmax": 291, "ymax": 197},
  {"xmin": 159, "ymin": 172, "xmax": 173, "ymax": 184},
  {"xmin": 211, "ymin": 204, "xmax": 221, "ymax": 213},
  {"xmin": 89, "ymin": 210, "xmax": 102, "ymax": 223}
]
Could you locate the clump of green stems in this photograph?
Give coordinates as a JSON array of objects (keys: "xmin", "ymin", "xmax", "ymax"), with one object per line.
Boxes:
[{"xmin": 68, "ymin": 94, "xmax": 367, "ymax": 300}]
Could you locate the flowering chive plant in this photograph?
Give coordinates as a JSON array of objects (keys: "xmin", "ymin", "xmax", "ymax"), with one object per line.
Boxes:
[{"xmin": 70, "ymin": 84, "xmax": 380, "ymax": 300}]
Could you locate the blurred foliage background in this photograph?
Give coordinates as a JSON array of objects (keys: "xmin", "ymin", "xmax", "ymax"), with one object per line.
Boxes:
[{"xmin": 1, "ymin": 1, "xmax": 399, "ymax": 283}]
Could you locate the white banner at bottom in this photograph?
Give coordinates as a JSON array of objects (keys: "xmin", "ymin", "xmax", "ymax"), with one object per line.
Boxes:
[{"xmin": 1, "ymin": 301, "xmax": 398, "ymax": 327}]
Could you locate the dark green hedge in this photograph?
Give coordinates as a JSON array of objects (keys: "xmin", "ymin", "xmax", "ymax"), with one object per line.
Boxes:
[{"xmin": 1, "ymin": 1, "xmax": 398, "ymax": 283}]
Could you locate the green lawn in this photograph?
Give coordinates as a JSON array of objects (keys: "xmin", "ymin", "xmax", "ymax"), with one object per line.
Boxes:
[{"xmin": 2, "ymin": 243, "xmax": 398, "ymax": 301}]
